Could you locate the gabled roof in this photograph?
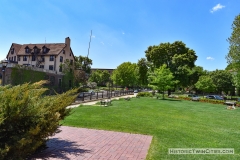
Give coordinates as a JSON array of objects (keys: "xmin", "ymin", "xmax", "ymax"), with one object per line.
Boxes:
[
  {"xmin": 17, "ymin": 43, "xmax": 66, "ymax": 55},
  {"xmin": 12, "ymin": 43, "xmax": 22, "ymax": 53}
]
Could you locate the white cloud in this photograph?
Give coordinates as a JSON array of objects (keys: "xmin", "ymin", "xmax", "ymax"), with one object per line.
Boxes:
[
  {"xmin": 210, "ymin": 4, "xmax": 225, "ymax": 13},
  {"xmin": 206, "ymin": 57, "xmax": 214, "ymax": 60}
]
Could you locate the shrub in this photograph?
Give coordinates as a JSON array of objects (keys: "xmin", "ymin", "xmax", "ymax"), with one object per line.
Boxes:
[
  {"xmin": 136, "ymin": 92, "xmax": 153, "ymax": 97},
  {"xmin": 0, "ymin": 81, "xmax": 78, "ymax": 159}
]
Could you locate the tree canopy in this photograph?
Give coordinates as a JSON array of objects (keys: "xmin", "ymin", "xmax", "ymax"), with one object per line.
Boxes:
[
  {"xmin": 226, "ymin": 14, "xmax": 240, "ymax": 89},
  {"xmin": 111, "ymin": 62, "xmax": 138, "ymax": 87},
  {"xmin": 137, "ymin": 58, "xmax": 148, "ymax": 87},
  {"xmin": 148, "ymin": 64, "xmax": 176, "ymax": 99},
  {"xmin": 195, "ymin": 75, "xmax": 216, "ymax": 94},
  {"xmin": 89, "ymin": 70, "xmax": 110, "ymax": 86},
  {"xmin": 74, "ymin": 55, "xmax": 92, "ymax": 74},
  {"xmin": 145, "ymin": 41, "xmax": 197, "ymax": 88},
  {"xmin": 226, "ymin": 14, "xmax": 240, "ymax": 68},
  {"xmin": 209, "ymin": 70, "xmax": 235, "ymax": 95}
]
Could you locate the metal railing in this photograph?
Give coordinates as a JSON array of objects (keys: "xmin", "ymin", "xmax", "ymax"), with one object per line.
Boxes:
[{"xmin": 75, "ymin": 90, "xmax": 134, "ymax": 103}]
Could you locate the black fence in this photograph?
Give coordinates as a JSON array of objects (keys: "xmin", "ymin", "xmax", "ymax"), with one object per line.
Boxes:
[{"xmin": 76, "ymin": 90, "xmax": 134, "ymax": 102}]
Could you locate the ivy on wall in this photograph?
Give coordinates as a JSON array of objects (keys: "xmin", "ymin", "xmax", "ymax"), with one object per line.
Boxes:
[
  {"xmin": 11, "ymin": 65, "xmax": 75, "ymax": 93},
  {"xmin": 11, "ymin": 65, "xmax": 47, "ymax": 85}
]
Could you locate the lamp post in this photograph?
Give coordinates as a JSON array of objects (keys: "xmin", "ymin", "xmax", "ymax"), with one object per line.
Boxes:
[{"xmin": 1, "ymin": 59, "xmax": 9, "ymax": 86}]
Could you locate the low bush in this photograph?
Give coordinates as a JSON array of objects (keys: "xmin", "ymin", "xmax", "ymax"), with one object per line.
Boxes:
[
  {"xmin": 136, "ymin": 92, "xmax": 153, "ymax": 97},
  {"xmin": 0, "ymin": 81, "xmax": 78, "ymax": 159}
]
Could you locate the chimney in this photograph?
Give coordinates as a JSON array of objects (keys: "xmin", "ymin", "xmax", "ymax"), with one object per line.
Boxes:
[{"xmin": 65, "ymin": 37, "xmax": 70, "ymax": 52}]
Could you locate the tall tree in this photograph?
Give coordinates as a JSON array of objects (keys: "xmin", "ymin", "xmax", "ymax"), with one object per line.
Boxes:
[
  {"xmin": 74, "ymin": 56, "xmax": 92, "ymax": 86},
  {"xmin": 88, "ymin": 70, "xmax": 110, "ymax": 86},
  {"xmin": 111, "ymin": 62, "xmax": 138, "ymax": 87},
  {"xmin": 74, "ymin": 56, "xmax": 92, "ymax": 74},
  {"xmin": 226, "ymin": 14, "xmax": 240, "ymax": 91},
  {"xmin": 188, "ymin": 66, "xmax": 206, "ymax": 91},
  {"xmin": 226, "ymin": 14, "xmax": 240, "ymax": 69},
  {"xmin": 145, "ymin": 41, "xmax": 197, "ymax": 90},
  {"xmin": 137, "ymin": 58, "xmax": 149, "ymax": 87},
  {"xmin": 148, "ymin": 64, "xmax": 176, "ymax": 99},
  {"xmin": 195, "ymin": 75, "xmax": 216, "ymax": 94},
  {"xmin": 88, "ymin": 70, "xmax": 102, "ymax": 85},
  {"xmin": 210, "ymin": 70, "xmax": 235, "ymax": 95},
  {"xmin": 101, "ymin": 70, "xmax": 110, "ymax": 84}
]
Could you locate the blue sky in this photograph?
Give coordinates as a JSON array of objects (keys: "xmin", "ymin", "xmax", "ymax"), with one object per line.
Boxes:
[{"xmin": 0, "ymin": 0, "xmax": 239, "ymax": 71}]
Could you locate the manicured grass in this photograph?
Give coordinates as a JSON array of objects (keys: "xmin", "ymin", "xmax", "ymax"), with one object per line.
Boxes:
[{"xmin": 62, "ymin": 97, "xmax": 240, "ymax": 160}]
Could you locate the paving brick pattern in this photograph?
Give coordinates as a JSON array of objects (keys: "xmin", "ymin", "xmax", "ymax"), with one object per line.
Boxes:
[{"xmin": 30, "ymin": 126, "xmax": 152, "ymax": 160}]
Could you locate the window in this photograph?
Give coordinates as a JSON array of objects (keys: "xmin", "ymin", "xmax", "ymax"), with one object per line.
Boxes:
[
  {"xmin": 60, "ymin": 56, "xmax": 63, "ymax": 62},
  {"xmin": 14, "ymin": 56, "xmax": 16, "ymax": 61},
  {"xmin": 70, "ymin": 52, "xmax": 72, "ymax": 56},
  {"xmin": 18, "ymin": 56, "xmax": 20, "ymax": 61},
  {"xmin": 70, "ymin": 60, "xmax": 73, "ymax": 65},
  {"xmin": 33, "ymin": 46, "xmax": 38, "ymax": 54},
  {"xmin": 11, "ymin": 57, "xmax": 13, "ymax": 61},
  {"xmin": 8, "ymin": 57, "xmax": 11, "ymax": 60},
  {"xmin": 32, "ymin": 55, "xmax": 36, "ymax": 61},
  {"xmin": 59, "ymin": 66, "xmax": 62, "ymax": 72},
  {"xmin": 50, "ymin": 55, "xmax": 54, "ymax": 61},
  {"xmin": 63, "ymin": 50, "xmax": 65, "ymax": 54},
  {"xmin": 11, "ymin": 48, "xmax": 14, "ymax": 54},
  {"xmin": 25, "ymin": 46, "xmax": 30, "ymax": 53},
  {"xmin": 43, "ymin": 48, "xmax": 47, "ymax": 53},
  {"xmin": 42, "ymin": 46, "xmax": 48, "ymax": 53},
  {"xmin": 49, "ymin": 65, "xmax": 54, "ymax": 70},
  {"xmin": 40, "ymin": 65, "xmax": 44, "ymax": 69},
  {"xmin": 23, "ymin": 56, "xmax": 27, "ymax": 61}
]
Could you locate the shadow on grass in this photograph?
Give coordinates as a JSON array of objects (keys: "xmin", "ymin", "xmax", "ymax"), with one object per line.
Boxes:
[
  {"xmin": 157, "ymin": 98, "xmax": 182, "ymax": 101},
  {"xmin": 29, "ymin": 138, "xmax": 91, "ymax": 160}
]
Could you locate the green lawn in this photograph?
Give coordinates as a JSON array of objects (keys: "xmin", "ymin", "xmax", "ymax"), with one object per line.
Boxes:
[{"xmin": 62, "ymin": 97, "xmax": 240, "ymax": 160}]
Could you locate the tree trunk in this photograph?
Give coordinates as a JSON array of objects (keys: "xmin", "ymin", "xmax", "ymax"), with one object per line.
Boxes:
[{"xmin": 168, "ymin": 89, "xmax": 171, "ymax": 96}]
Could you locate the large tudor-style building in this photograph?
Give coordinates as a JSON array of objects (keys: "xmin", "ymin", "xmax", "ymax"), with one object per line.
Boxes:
[
  {"xmin": 6, "ymin": 37, "xmax": 75, "ymax": 74},
  {"xmin": 0, "ymin": 37, "xmax": 75, "ymax": 89}
]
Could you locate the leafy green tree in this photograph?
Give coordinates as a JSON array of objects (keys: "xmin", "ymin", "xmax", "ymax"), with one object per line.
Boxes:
[
  {"xmin": 145, "ymin": 41, "xmax": 197, "ymax": 92},
  {"xmin": 89, "ymin": 70, "xmax": 110, "ymax": 87},
  {"xmin": 137, "ymin": 58, "xmax": 148, "ymax": 87},
  {"xmin": 111, "ymin": 62, "xmax": 138, "ymax": 88},
  {"xmin": 89, "ymin": 70, "xmax": 102, "ymax": 85},
  {"xmin": 195, "ymin": 75, "xmax": 216, "ymax": 94},
  {"xmin": 210, "ymin": 70, "xmax": 235, "ymax": 95},
  {"xmin": 74, "ymin": 55, "xmax": 92, "ymax": 86},
  {"xmin": 74, "ymin": 56, "xmax": 92, "ymax": 74},
  {"xmin": 188, "ymin": 66, "xmax": 206, "ymax": 91},
  {"xmin": 61, "ymin": 59, "xmax": 74, "ymax": 89},
  {"xmin": 0, "ymin": 81, "xmax": 77, "ymax": 159},
  {"xmin": 226, "ymin": 14, "xmax": 240, "ymax": 69},
  {"xmin": 148, "ymin": 64, "xmax": 176, "ymax": 99},
  {"xmin": 226, "ymin": 14, "xmax": 240, "ymax": 92},
  {"xmin": 101, "ymin": 70, "xmax": 110, "ymax": 84}
]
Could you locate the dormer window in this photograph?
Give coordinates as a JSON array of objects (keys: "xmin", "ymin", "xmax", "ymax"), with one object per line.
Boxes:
[
  {"xmin": 33, "ymin": 46, "xmax": 38, "ymax": 54},
  {"xmin": 11, "ymin": 48, "xmax": 14, "ymax": 54},
  {"xmin": 25, "ymin": 46, "xmax": 30, "ymax": 53},
  {"xmin": 42, "ymin": 45, "xmax": 48, "ymax": 53}
]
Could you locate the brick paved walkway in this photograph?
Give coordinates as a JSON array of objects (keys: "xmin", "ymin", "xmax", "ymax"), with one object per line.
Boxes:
[{"xmin": 30, "ymin": 126, "xmax": 152, "ymax": 160}]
